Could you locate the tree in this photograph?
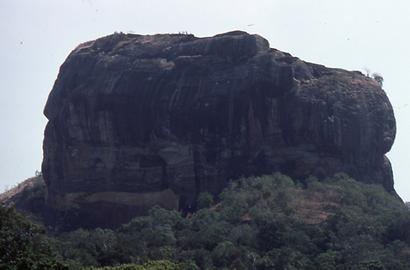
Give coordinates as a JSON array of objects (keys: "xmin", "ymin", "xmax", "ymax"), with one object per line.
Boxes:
[
  {"xmin": 372, "ymin": 73, "xmax": 384, "ymax": 86},
  {"xmin": 363, "ymin": 67, "xmax": 371, "ymax": 77},
  {"xmin": 0, "ymin": 205, "xmax": 67, "ymax": 269}
]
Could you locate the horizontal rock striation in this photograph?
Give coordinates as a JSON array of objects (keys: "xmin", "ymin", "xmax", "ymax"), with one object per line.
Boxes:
[{"xmin": 42, "ymin": 31, "xmax": 396, "ymax": 229}]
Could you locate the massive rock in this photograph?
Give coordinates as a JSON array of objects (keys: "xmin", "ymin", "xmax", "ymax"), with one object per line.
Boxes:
[{"xmin": 42, "ymin": 31, "xmax": 396, "ymax": 229}]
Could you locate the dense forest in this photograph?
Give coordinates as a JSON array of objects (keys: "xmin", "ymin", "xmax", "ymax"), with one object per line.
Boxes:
[{"xmin": 1, "ymin": 173, "xmax": 410, "ymax": 270}]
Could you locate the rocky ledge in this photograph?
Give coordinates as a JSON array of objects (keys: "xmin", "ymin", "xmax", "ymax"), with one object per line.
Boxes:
[{"xmin": 42, "ymin": 31, "xmax": 396, "ymax": 229}]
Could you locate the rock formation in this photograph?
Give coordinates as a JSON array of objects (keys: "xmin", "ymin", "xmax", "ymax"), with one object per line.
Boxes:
[{"xmin": 42, "ymin": 31, "xmax": 396, "ymax": 229}]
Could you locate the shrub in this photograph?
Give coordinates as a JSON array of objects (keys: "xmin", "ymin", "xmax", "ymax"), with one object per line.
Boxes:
[{"xmin": 197, "ymin": 192, "xmax": 214, "ymax": 209}]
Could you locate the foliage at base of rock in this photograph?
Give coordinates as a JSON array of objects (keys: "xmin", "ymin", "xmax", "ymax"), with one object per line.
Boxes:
[
  {"xmin": 85, "ymin": 260, "xmax": 186, "ymax": 270},
  {"xmin": 0, "ymin": 205, "xmax": 67, "ymax": 270},
  {"xmin": 46, "ymin": 173, "xmax": 410, "ymax": 270}
]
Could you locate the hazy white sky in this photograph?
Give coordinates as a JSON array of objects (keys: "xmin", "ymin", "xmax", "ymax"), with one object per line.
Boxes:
[{"xmin": 1, "ymin": 0, "xmax": 409, "ymax": 200}]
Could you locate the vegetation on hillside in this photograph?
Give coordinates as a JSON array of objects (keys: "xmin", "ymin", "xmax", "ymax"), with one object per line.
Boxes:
[
  {"xmin": 1, "ymin": 173, "xmax": 409, "ymax": 269},
  {"xmin": 0, "ymin": 206, "xmax": 67, "ymax": 269},
  {"xmin": 45, "ymin": 173, "xmax": 410, "ymax": 270}
]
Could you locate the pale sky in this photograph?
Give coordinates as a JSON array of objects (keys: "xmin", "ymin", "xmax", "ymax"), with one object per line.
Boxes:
[{"xmin": 1, "ymin": 0, "xmax": 409, "ymax": 201}]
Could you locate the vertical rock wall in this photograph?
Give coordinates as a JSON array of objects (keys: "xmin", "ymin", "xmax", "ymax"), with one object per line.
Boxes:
[{"xmin": 42, "ymin": 31, "xmax": 396, "ymax": 229}]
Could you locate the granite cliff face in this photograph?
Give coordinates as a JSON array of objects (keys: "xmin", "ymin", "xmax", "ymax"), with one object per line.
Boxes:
[{"xmin": 42, "ymin": 31, "xmax": 396, "ymax": 229}]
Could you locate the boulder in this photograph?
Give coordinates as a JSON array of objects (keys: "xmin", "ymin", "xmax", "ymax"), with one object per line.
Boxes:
[{"xmin": 42, "ymin": 31, "xmax": 396, "ymax": 229}]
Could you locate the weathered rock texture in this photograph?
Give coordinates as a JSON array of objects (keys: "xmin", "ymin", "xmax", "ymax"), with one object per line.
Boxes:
[{"xmin": 42, "ymin": 31, "xmax": 396, "ymax": 229}]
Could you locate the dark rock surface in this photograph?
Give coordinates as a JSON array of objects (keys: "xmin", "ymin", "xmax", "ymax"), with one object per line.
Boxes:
[{"xmin": 42, "ymin": 31, "xmax": 396, "ymax": 229}]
